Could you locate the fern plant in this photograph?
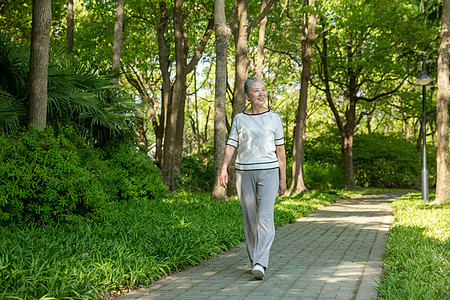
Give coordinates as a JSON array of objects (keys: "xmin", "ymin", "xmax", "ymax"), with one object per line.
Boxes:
[{"xmin": 0, "ymin": 33, "xmax": 28, "ymax": 132}]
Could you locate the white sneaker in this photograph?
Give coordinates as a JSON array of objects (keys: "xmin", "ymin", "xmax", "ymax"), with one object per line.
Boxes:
[{"xmin": 252, "ymin": 264, "xmax": 265, "ymax": 280}]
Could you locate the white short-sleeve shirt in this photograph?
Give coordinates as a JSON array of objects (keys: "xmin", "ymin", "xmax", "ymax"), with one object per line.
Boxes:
[{"xmin": 227, "ymin": 110, "xmax": 284, "ymax": 171}]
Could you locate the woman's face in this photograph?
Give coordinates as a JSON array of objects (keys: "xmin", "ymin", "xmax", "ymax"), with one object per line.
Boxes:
[{"xmin": 245, "ymin": 81, "xmax": 266, "ymax": 107}]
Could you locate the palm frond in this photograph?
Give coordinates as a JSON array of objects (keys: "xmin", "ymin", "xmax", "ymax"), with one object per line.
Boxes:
[{"xmin": 0, "ymin": 90, "xmax": 26, "ymax": 132}]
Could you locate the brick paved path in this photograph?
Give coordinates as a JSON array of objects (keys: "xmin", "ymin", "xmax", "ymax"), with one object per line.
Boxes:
[{"xmin": 117, "ymin": 192, "xmax": 402, "ymax": 300}]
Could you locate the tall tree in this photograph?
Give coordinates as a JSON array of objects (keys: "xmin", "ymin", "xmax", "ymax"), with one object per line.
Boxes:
[
  {"xmin": 120, "ymin": 0, "xmax": 213, "ymax": 172},
  {"xmin": 161, "ymin": 0, "xmax": 214, "ymax": 191},
  {"xmin": 314, "ymin": 0, "xmax": 427, "ymax": 188},
  {"xmin": 111, "ymin": 0, "xmax": 124, "ymax": 84},
  {"xmin": 211, "ymin": 0, "xmax": 231, "ymax": 201},
  {"xmin": 66, "ymin": 0, "xmax": 74, "ymax": 55},
  {"xmin": 290, "ymin": 0, "xmax": 322, "ymax": 195},
  {"xmin": 433, "ymin": 0, "xmax": 450, "ymax": 205},
  {"xmin": 28, "ymin": 0, "xmax": 52, "ymax": 130}
]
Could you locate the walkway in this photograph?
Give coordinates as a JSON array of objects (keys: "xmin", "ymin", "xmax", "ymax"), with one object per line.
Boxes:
[{"xmin": 117, "ymin": 192, "xmax": 402, "ymax": 300}]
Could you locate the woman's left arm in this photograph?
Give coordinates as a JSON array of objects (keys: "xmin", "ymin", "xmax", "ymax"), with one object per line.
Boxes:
[{"xmin": 276, "ymin": 145, "xmax": 286, "ymax": 196}]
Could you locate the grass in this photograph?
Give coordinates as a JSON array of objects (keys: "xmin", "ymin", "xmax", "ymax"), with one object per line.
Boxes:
[
  {"xmin": 377, "ymin": 192, "xmax": 450, "ymax": 299},
  {"xmin": 0, "ymin": 190, "xmax": 342, "ymax": 299}
]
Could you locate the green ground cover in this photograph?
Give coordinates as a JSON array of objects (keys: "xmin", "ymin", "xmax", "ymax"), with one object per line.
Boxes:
[
  {"xmin": 0, "ymin": 190, "xmax": 341, "ymax": 299},
  {"xmin": 378, "ymin": 193, "xmax": 450, "ymax": 299}
]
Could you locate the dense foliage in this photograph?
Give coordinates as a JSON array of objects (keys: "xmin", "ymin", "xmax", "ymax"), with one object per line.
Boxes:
[
  {"xmin": 0, "ymin": 190, "xmax": 340, "ymax": 299},
  {"xmin": 379, "ymin": 193, "xmax": 450, "ymax": 299},
  {"xmin": 297, "ymin": 132, "xmax": 437, "ymax": 190},
  {"xmin": 0, "ymin": 128, "xmax": 167, "ymax": 225},
  {"xmin": 353, "ymin": 134, "xmax": 437, "ymax": 188},
  {"xmin": 177, "ymin": 145, "xmax": 215, "ymax": 192}
]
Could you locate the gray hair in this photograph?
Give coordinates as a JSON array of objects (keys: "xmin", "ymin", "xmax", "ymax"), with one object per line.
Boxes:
[{"xmin": 244, "ymin": 77, "xmax": 264, "ymax": 94}]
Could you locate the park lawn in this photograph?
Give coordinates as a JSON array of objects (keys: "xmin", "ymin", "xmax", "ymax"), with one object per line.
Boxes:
[
  {"xmin": 378, "ymin": 192, "xmax": 450, "ymax": 299},
  {"xmin": 0, "ymin": 190, "xmax": 341, "ymax": 300}
]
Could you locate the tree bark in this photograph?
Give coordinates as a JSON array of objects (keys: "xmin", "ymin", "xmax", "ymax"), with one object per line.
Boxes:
[
  {"xmin": 343, "ymin": 52, "xmax": 358, "ymax": 188},
  {"xmin": 256, "ymin": 0, "xmax": 267, "ymax": 79},
  {"xmin": 211, "ymin": 0, "xmax": 231, "ymax": 201},
  {"xmin": 162, "ymin": 0, "xmax": 185, "ymax": 190},
  {"xmin": 28, "ymin": 0, "xmax": 51, "ymax": 130},
  {"xmin": 66, "ymin": 0, "xmax": 74, "ymax": 55},
  {"xmin": 111, "ymin": 0, "xmax": 124, "ymax": 85},
  {"xmin": 232, "ymin": 0, "xmax": 250, "ymax": 119},
  {"xmin": 290, "ymin": 0, "xmax": 319, "ymax": 195},
  {"xmin": 433, "ymin": 0, "xmax": 450, "ymax": 205},
  {"xmin": 156, "ymin": 2, "xmax": 171, "ymax": 166}
]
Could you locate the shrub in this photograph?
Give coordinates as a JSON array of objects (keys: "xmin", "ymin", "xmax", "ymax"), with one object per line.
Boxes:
[
  {"xmin": 0, "ymin": 127, "xmax": 107, "ymax": 224},
  {"xmin": 177, "ymin": 147, "xmax": 214, "ymax": 192},
  {"xmin": 304, "ymin": 132, "xmax": 435, "ymax": 189},
  {"xmin": 304, "ymin": 161, "xmax": 345, "ymax": 190},
  {"xmin": 353, "ymin": 133, "xmax": 436, "ymax": 188},
  {"xmin": 0, "ymin": 128, "xmax": 167, "ymax": 225},
  {"xmin": 0, "ymin": 33, "xmax": 138, "ymax": 145},
  {"xmin": 103, "ymin": 143, "xmax": 168, "ymax": 201}
]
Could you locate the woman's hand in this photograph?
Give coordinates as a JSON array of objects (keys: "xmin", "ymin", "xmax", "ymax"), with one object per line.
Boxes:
[
  {"xmin": 219, "ymin": 145, "xmax": 235, "ymax": 189},
  {"xmin": 278, "ymin": 179, "xmax": 286, "ymax": 196},
  {"xmin": 276, "ymin": 144, "xmax": 287, "ymax": 196},
  {"xmin": 219, "ymin": 169, "xmax": 228, "ymax": 189}
]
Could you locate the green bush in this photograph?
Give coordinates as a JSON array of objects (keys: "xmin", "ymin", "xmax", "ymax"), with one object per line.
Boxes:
[
  {"xmin": 0, "ymin": 33, "xmax": 138, "ymax": 145},
  {"xmin": 177, "ymin": 147, "xmax": 214, "ymax": 192},
  {"xmin": 304, "ymin": 132, "xmax": 435, "ymax": 189},
  {"xmin": 0, "ymin": 128, "xmax": 167, "ymax": 225},
  {"xmin": 103, "ymin": 143, "xmax": 168, "ymax": 201},
  {"xmin": 304, "ymin": 161, "xmax": 345, "ymax": 190},
  {"xmin": 353, "ymin": 133, "xmax": 436, "ymax": 188},
  {"xmin": 0, "ymin": 127, "xmax": 107, "ymax": 224}
]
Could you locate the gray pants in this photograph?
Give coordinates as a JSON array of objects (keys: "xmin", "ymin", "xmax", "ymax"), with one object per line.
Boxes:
[{"xmin": 236, "ymin": 168, "xmax": 279, "ymax": 269}]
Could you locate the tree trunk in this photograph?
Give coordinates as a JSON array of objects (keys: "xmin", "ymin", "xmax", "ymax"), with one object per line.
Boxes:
[
  {"xmin": 290, "ymin": 0, "xmax": 319, "ymax": 195},
  {"xmin": 232, "ymin": 0, "xmax": 249, "ymax": 119},
  {"xmin": 341, "ymin": 131, "xmax": 356, "ymax": 188},
  {"xmin": 28, "ymin": 0, "xmax": 51, "ymax": 130},
  {"xmin": 161, "ymin": 0, "xmax": 214, "ymax": 191},
  {"xmin": 123, "ymin": 69, "xmax": 163, "ymax": 161},
  {"xmin": 66, "ymin": 0, "xmax": 74, "ymax": 55},
  {"xmin": 433, "ymin": 0, "xmax": 450, "ymax": 205},
  {"xmin": 211, "ymin": 0, "xmax": 231, "ymax": 201},
  {"xmin": 111, "ymin": 0, "xmax": 124, "ymax": 85},
  {"xmin": 343, "ymin": 58, "xmax": 358, "ymax": 188},
  {"xmin": 256, "ymin": 0, "xmax": 267, "ymax": 79},
  {"xmin": 156, "ymin": 2, "xmax": 170, "ymax": 166},
  {"xmin": 320, "ymin": 32, "xmax": 358, "ymax": 188},
  {"xmin": 162, "ymin": 0, "xmax": 185, "ymax": 191}
]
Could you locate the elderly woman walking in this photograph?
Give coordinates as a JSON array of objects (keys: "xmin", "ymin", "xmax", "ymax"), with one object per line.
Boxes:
[{"xmin": 219, "ymin": 77, "xmax": 286, "ymax": 280}]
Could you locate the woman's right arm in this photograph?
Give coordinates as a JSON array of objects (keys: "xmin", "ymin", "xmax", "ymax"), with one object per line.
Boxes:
[{"xmin": 219, "ymin": 145, "xmax": 236, "ymax": 189}]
